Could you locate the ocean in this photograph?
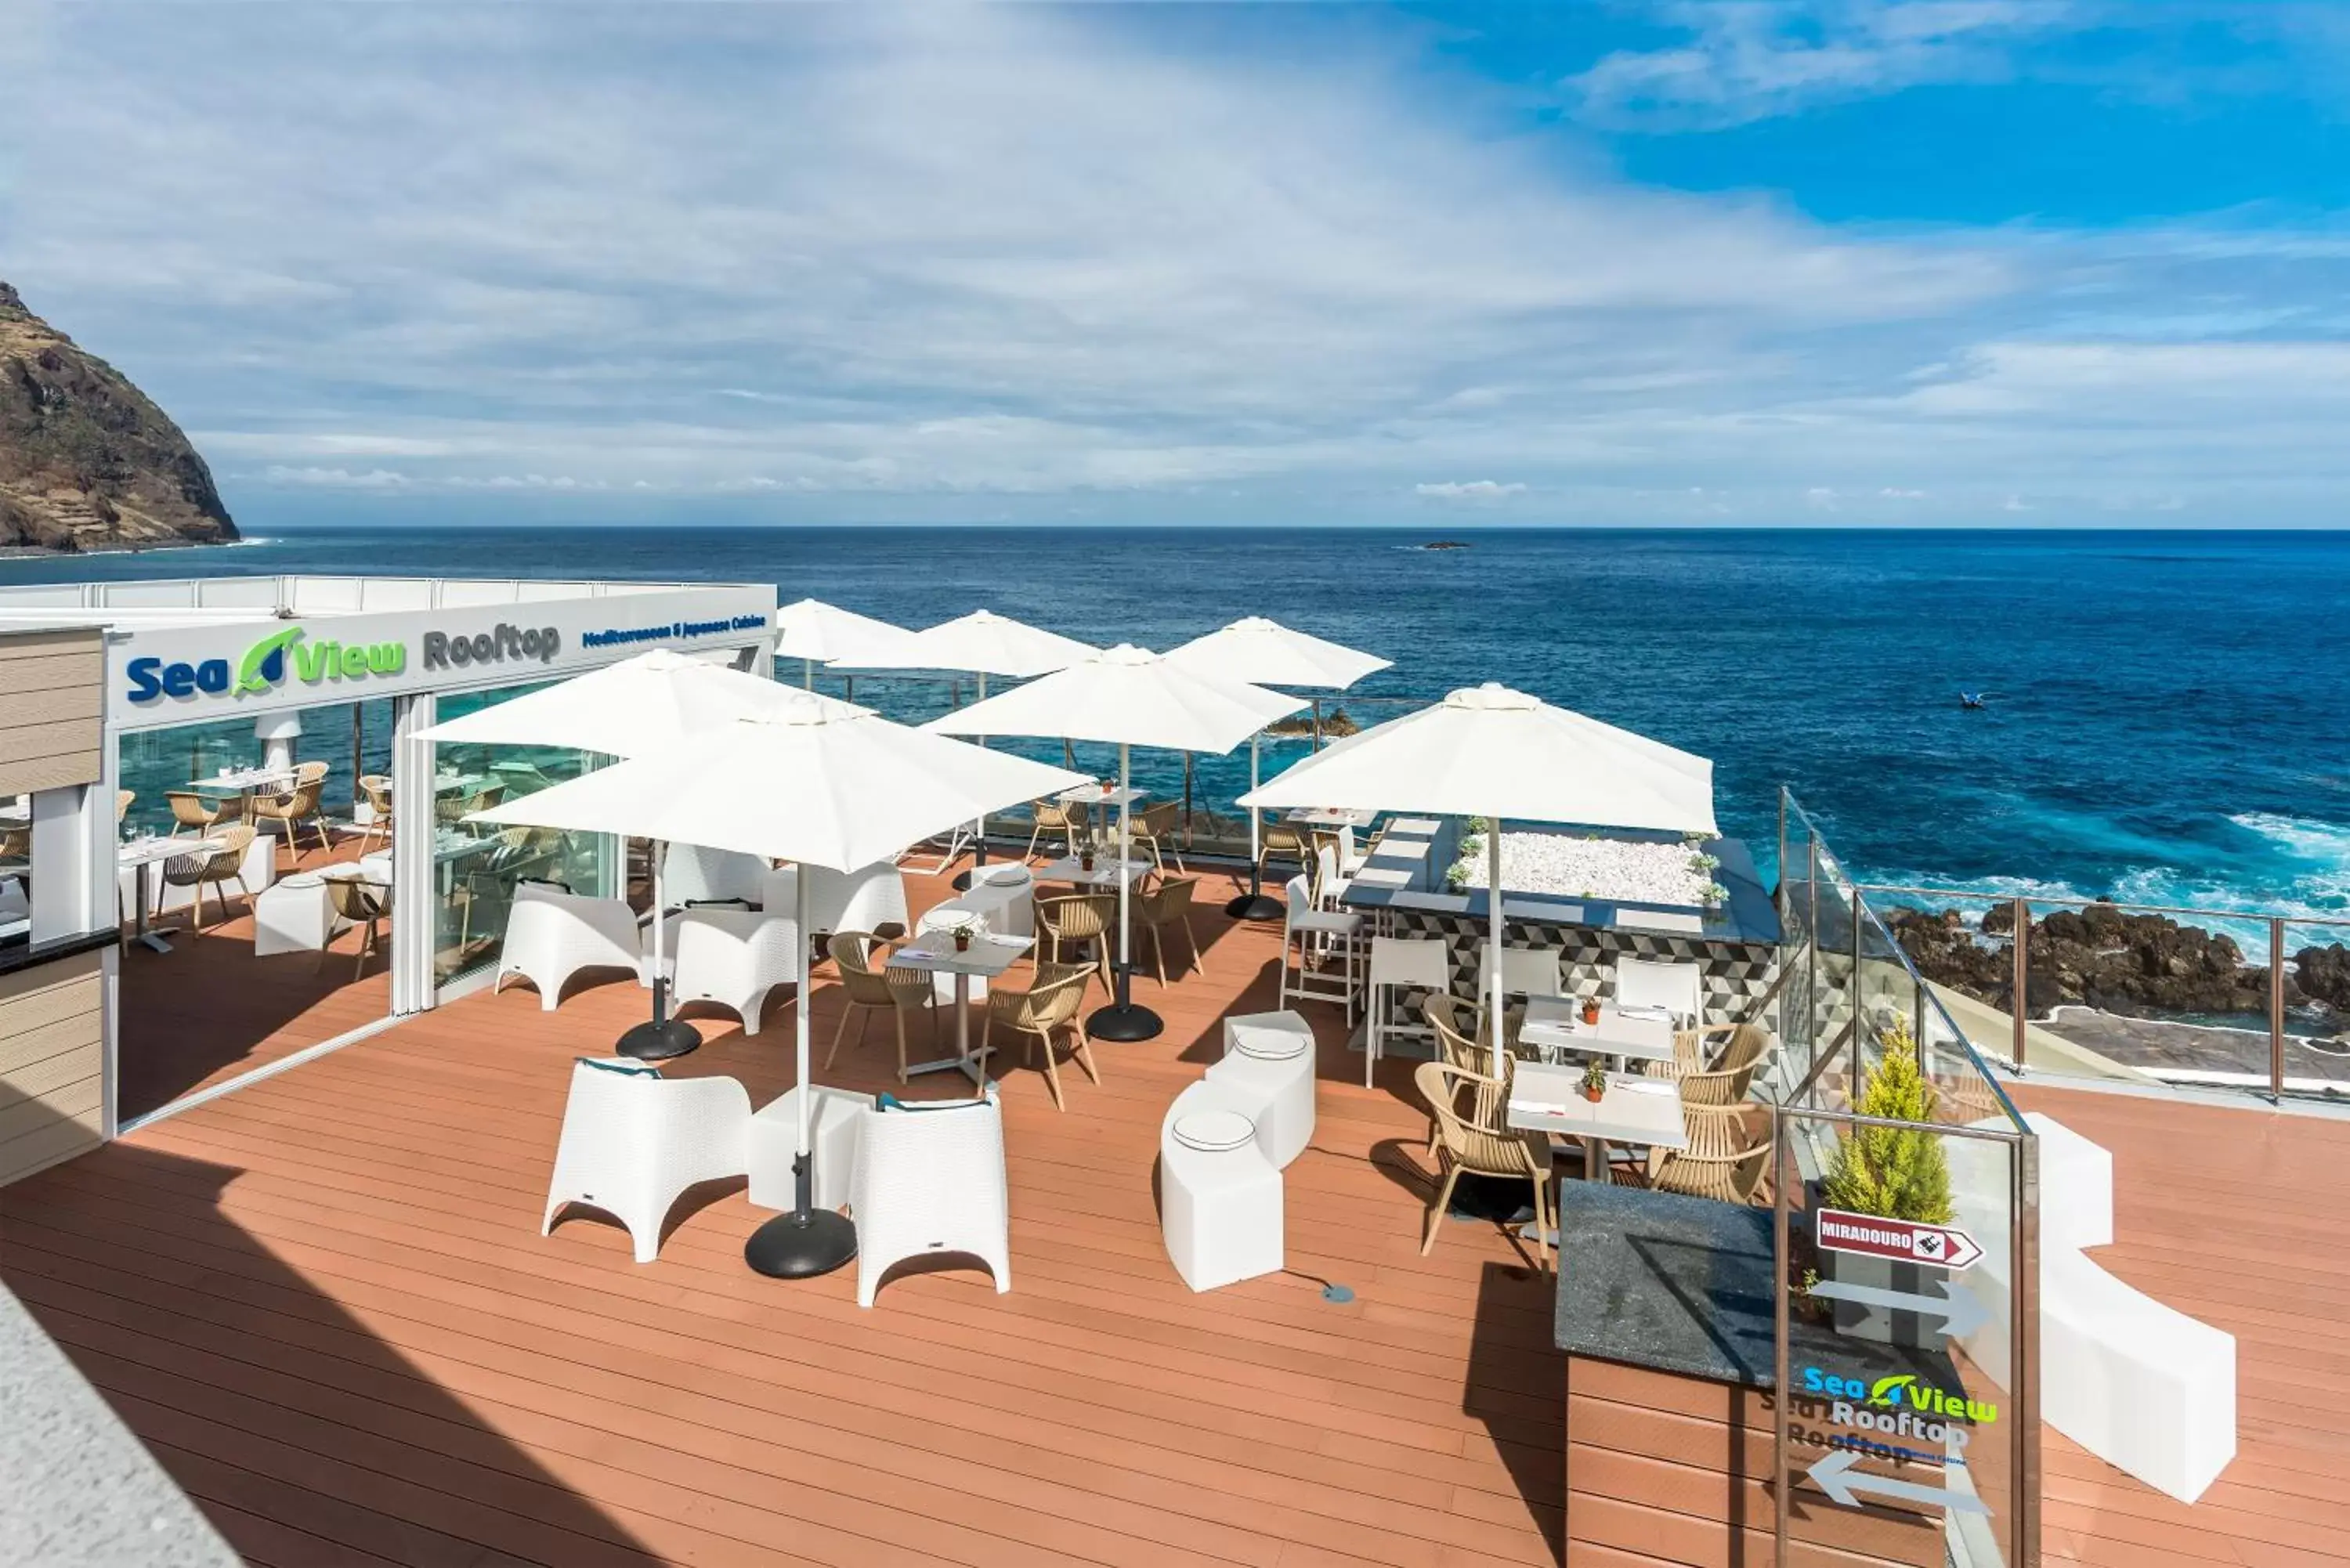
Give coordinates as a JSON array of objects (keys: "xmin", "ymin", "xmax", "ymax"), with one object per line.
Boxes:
[{"xmin": 9, "ymin": 525, "xmax": 2348, "ymax": 938}]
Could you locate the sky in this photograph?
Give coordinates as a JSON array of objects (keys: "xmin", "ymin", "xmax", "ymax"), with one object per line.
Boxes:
[{"xmin": 4, "ymin": 1, "xmax": 2348, "ymax": 529}]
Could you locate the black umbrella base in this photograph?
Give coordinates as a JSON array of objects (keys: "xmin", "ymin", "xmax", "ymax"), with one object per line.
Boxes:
[
  {"xmin": 616, "ymin": 1017, "xmax": 703, "ymax": 1061},
  {"xmin": 1224, "ymin": 893, "xmax": 1283, "ymax": 921},
  {"xmin": 744, "ymin": 1209, "xmax": 858, "ymax": 1278},
  {"xmin": 1087, "ymin": 1000, "xmax": 1164, "ymax": 1042},
  {"xmin": 951, "ymin": 869, "xmax": 975, "ymax": 891}
]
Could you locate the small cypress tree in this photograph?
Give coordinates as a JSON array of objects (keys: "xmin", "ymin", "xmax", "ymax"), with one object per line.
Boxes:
[{"xmin": 1820, "ymin": 1020, "xmax": 1954, "ymax": 1224}]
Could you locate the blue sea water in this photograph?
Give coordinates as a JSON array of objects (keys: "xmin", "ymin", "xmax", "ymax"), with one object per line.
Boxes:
[{"xmin": 10, "ymin": 525, "xmax": 2348, "ymax": 933}]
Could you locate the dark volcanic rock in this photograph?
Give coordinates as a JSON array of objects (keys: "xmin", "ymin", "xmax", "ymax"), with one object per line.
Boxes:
[
  {"xmin": 2295, "ymin": 944, "xmax": 2350, "ymax": 1010},
  {"xmin": 0, "ymin": 280, "xmax": 237, "ymax": 552},
  {"xmin": 1889, "ymin": 899, "xmax": 2292, "ymax": 1020}
]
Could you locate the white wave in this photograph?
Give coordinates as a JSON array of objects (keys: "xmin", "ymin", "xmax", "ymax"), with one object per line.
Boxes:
[{"xmin": 2229, "ymin": 811, "xmax": 2350, "ymax": 863}]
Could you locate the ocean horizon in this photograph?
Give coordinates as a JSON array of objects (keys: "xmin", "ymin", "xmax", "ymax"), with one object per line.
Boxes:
[{"xmin": 9, "ymin": 522, "xmax": 2347, "ymax": 948}]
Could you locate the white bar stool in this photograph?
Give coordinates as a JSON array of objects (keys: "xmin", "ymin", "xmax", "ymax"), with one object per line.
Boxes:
[
  {"xmin": 1279, "ymin": 874, "xmax": 1363, "ymax": 1025},
  {"xmin": 1365, "ymin": 936, "xmax": 1449, "ymax": 1087},
  {"xmin": 1613, "ymin": 955, "xmax": 1704, "ymax": 1024},
  {"xmin": 1480, "ymin": 944, "xmax": 1564, "ymax": 1005}
]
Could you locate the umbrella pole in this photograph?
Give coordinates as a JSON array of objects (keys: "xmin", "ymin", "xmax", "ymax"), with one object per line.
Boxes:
[
  {"xmin": 1225, "ymin": 731, "xmax": 1282, "ymax": 920},
  {"xmin": 1488, "ymin": 824, "xmax": 1506, "ymax": 1078},
  {"xmin": 952, "ymin": 674, "xmax": 991, "ymax": 891},
  {"xmin": 1089, "ymin": 741, "xmax": 1162, "ymax": 1042},
  {"xmin": 802, "ymin": 657, "xmax": 813, "ymax": 690},
  {"xmin": 619, "ymin": 837, "xmax": 700, "ymax": 1060},
  {"xmin": 744, "ymin": 866, "xmax": 857, "ymax": 1278}
]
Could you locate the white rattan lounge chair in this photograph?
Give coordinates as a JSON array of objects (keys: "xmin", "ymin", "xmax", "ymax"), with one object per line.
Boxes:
[
  {"xmin": 850, "ymin": 1089, "xmax": 1010, "ymax": 1308},
  {"xmin": 667, "ymin": 906, "xmax": 802, "ymax": 1036},
  {"xmin": 494, "ymin": 882, "xmax": 646, "ymax": 1010},
  {"xmin": 540, "ymin": 1057, "xmax": 754, "ymax": 1263}
]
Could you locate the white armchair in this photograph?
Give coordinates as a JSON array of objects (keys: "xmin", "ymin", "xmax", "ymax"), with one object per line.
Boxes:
[
  {"xmin": 494, "ymin": 883, "xmax": 646, "ymax": 1010},
  {"xmin": 540, "ymin": 1058, "xmax": 753, "ymax": 1263},
  {"xmin": 765, "ymin": 861, "xmax": 910, "ymax": 939},
  {"xmin": 663, "ymin": 840, "xmax": 769, "ymax": 908},
  {"xmin": 668, "ymin": 907, "xmax": 802, "ymax": 1037},
  {"xmin": 849, "ymin": 1090, "xmax": 1010, "ymax": 1308}
]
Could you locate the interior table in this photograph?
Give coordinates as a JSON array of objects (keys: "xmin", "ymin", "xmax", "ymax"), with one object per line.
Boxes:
[
  {"xmin": 118, "ymin": 834, "xmax": 222, "ymax": 953},
  {"xmin": 884, "ymin": 932, "xmax": 1033, "ymax": 1088}
]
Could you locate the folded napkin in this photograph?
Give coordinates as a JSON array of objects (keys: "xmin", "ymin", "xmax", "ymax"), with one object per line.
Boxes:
[{"xmin": 1616, "ymin": 1003, "xmax": 1674, "ymax": 1022}]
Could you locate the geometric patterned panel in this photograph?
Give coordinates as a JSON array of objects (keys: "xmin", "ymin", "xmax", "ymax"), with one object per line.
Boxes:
[{"xmin": 1370, "ymin": 905, "xmax": 1780, "ymax": 1024}]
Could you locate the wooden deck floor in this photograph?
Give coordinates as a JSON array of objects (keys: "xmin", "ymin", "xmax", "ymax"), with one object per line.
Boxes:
[{"xmin": 3, "ymin": 859, "xmax": 2343, "ymax": 1568}]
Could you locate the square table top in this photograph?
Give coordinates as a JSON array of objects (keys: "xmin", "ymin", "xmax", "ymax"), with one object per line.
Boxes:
[
  {"xmin": 189, "ymin": 767, "xmax": 295, "ymax": 793},
  {"xmin": 1518, "ymin": 998, "xmax": 1679, "ymax": 1064},
  {"xmin": 118, "ymin": 835, "xmax": 222, "ymax": 867},
  {"xmin": 1506, "ymin": 1061, "xmax": 1687, "ymax": 1149},
  {"xmin": 1034, "ymin": 855, "xmax": 1151, "ymax": 889},
  {"xmin": 1057, "ymin": 784, "xmax": 1147, "ymax": 808},
  {"xmin": 1283, "ymin": 806, "xmax": 1377, "ymax": 829},
  {"xmin": 885, "ymin": 932, "xmax": 1034, "ymax": 978}
]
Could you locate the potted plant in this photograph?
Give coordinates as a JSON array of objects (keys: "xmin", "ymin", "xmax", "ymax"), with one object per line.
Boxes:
[
  {"xmin": 1815, "ymin": 1020, "xmax": 1956, "ymax": 1346},
  {"xmin": 1580, "ymin": 1059, "xmax": 1609, "ymax": 1103},
  {"xmin": 945, "ymin": 917, "xmax": 981, "ymax": 953},
  {"xmin": 1079, "ymin": 846, "xmax": 1097, "ymax": 872},
  {"xmin": 1443, "ymin": 859, "xmax": 1473, "ymax": 891},
  {"xmin": 1580, "ymin": 995, "xmax": 1602, "ymax": 1026}
]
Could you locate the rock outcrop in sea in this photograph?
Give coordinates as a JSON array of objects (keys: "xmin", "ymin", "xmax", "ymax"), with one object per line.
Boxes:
[{"xmin": 0, "ymin": 280, "xmax": 237, "ymax": 553}]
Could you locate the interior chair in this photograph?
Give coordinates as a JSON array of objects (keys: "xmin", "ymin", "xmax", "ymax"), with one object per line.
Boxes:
[
  {"xmin": 1651, "ymin": 1021, "xmax": 1777, "ymax": 1107},
  {"xmin": 251, "ymin": 762, "xmax": 334, "ymax": 862},
  {"xmin": 1024, "ymin": 799, "xmax": 1088, "ymax": 863},
  {"xmin": 1036, "ymin": 892, "xmax": 1118, "ymax": 996},
  {"xmin": 1278, "ymin": 874, "xmax": 1363, "ymax": 1024},
  {"xmin": 541, "ymin": 1057, "xmax": 754, "ymax": 1263},
  {"xmin": 1133, "ymin": 876, "xmax": 1205, "ymax": 986},
  {"xmin": 165, "ymin": 789, "xmax": 240, "ymax": 836},
  {"xmin": 0, "ymin": 825, "xmax": 28, "ymax": 865},
  {"xmin": 1365, "ymin": 935, "xmax": 1448, "ymax": 1087},
  {"xmin": 356, "ymin": 775, "xmax": 394, "ymax": 852},
  {"xmin": 850, "ymin": 1089, "xmax": 1010, "ymax": 1308},
  {"xmin": 115, "ymin": 789, "xmax": 134, "ymax": 823},
  {"xmin": 1128, "ymin": 801, "xmax": 1187, "ymax": 874},
  {"xmin": 161, "ymin": 825, "xmax": 257, "ymax": 934},
  {"xmin": 982, "ymin": 962, "xmax": 1098, "ymax": 1110},
  {"xmin": 824, "ymin": 930, "xmax": 940, "ymax": 1082},
  {"xmin": 1414, "ymin": 1060, "xmax": 1552, "ymax": 1271},
  {"xmin": 319, "ymin": 876, "xmax": 392, "ymax": 981},
  {"xmin": 1613, "ymin": 955, "xmax": 1705, "ymax": 1024},
  {"xmin": 1616, "ymin": 1101, "xmax": 1774, "ymax": 1205}
]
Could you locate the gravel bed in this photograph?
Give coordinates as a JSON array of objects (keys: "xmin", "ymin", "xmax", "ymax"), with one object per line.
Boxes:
[{"xmin": 1452, "ymin": 830, "xmax": 1714, "ymax": 905}]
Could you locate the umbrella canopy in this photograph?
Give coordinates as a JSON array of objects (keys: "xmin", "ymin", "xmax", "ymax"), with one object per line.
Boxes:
[
  {"xmin": 1238, "ymin": 681, "xmax": 1716, "ymax": 834},
  {"xmin": 841, "ymin": 607, "xmax": 1094, "ymax": 679},
  {"xmin": 470, "ymin": 703, "xmax": 1088, "ymax": 872},
  {"xmin": 774, "ymin": 598, "xmax": 916, "ymax": 669},
  {"xmin": 1162, "ymin": 616, "xmax": 1390, "ymax": 691},
  {"xmin": 411, "ymin": 648, "xmax": 863, "ymax": 757},
  {"xmin": 924, "ymin": 643, "xmax": 1303, "ymax": 753}
]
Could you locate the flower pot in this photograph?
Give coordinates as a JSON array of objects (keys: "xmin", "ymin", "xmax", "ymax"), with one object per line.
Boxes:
[
  {"xmin": 1581, "ymin": 1086, "xmax": 1606, "ymax": 1104},
  {"xmin": 1817, "ymin": 1243, "xmax": 1949, "ymax": 1349},
  {"xmin": 1080, "ymin": 855, "xmax": 1096, "ymax": 872},
  {"xmin": 1581, "ymin": 1002, "xmax": 1602, "ymax": 1027},
  {"xmin": 953, "ymin": 932, "xmax": 971, "ymax": 952}
]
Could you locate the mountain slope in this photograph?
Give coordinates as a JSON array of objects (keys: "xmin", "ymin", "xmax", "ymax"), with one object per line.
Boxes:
[{"xmin": 0, "ymin": 280, "xmax": 237, "ymax": 552}]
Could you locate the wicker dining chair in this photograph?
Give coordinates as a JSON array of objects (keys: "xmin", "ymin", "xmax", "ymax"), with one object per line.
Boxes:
[
  {"xmin": 1650, "ymin": 1021, "xmax": 1777, "ymax": 1107},
  {"xmin": 161, "ymin": 825, "xmax": 257, "ymax": 934},
  {"xmin": 252, "ymin": 762, "xmax": 334, "ymax": 859},
  {"xmin": 320, "ymin": 876, "xmax": 392, "ymax": 981},
  {"xmin": 982, "ymin": 962, "xmax": 1099, "ymax": 1110},
  {"xmin": 1256, "ymin": 820, "xmax": 1311, "ymax": 887},
  {"xmin": 1133, "ymin": 876, "xmax": 1205, "ymax": 985},
  {"xmin": 165, "ymin": 789, "xmax": 240, "ymax": 836},
  {"xmin": 823, "ymin": 930, "xmax": 940, "ymax": 1082},
  {"xmin": 115, "ymin": 789, "xmax": 134, "ymax": 823},
  {"xmin": 0, "ymin": 824, "xmax": 27, "ymax": 865},
  {"xmin": 1036, "ymin": 892, "xmax": 1118, "ymax": 995},
  {"xmin": 1614, "ymin": 1101, "xmax": 1774, "ymax": 1205},
  {"xmin": 1421, "ymin": 993, "xmax": 1511, "ymax": 1151},
  {"xmin": 1024, "ymin": 799, "xmax": 1089, "ymax": 862},
  {"xmin": 1128, "ymin": 801, "xmax": 1186, "ymax": 874},
  {"xmin": 356, "ymin": 775, "xmax": 395, "ymax": 852},
  {"xmin": 1415, "ymin": 1060, "xmax": 1553, "ymax": 1270}
]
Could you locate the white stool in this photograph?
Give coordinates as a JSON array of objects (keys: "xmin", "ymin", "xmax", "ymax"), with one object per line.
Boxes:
[
  {"xmin": 1365, "ymin": 937, "xmax": 1449, "ymax": 1087},
  {"xmin": 1480, "ymin": 945, "xmax": 1564, "ymax": 1005},
  {"xmin": 1211, "ymin": 1012, "xmax": 1317, "ymax": 1169},
  {"xmin": 1159, "ymin": 1081, "xmax": 1283, "ymax": 1292},
  {"xmin": 1279, "ymin": 874, "xmax": 1363, "ymax": 1024},
  {"xmin": 748, "ymin": 1084, "xmax": 868, "ymax": 1213}
]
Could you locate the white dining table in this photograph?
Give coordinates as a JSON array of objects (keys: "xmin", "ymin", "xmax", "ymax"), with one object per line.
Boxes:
[
  {"xmin": 188, "ymin": 767, "xmax": 295, "ymax": 795},
  {"xmin": 885, "ymin": 932, "xmax": 1034, "ymax": 1087},
  {"xmin": 1517, "ymin": 998, "xmax": 1679, "ymax": 1069},
  {"xmin": 1506, "ymin": 1058, "xmax": 1687, "ymax": 1183},
  {"xmin": 1057, "ymin": 783, "xmax": 1147, "ymax": 810},
  {"xmin": 1284, "ymin": 805, "xmax": 1377, "ymax": 829},
  {"xmin": 1033, "ymin": 855, "xmax": 1152, "ymax": 891}
]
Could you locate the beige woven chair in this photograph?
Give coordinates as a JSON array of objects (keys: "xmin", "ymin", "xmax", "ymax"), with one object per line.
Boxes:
[
  {"xmin": 1256, "ymin": 821, "xmax": 1310, "ymax": 887},
  {"xmin": 1415, "ymin": 1060, "xmax": 1553, "ymax": 1270},
  {"xmin": 1128, "ymin": 801, "xmax": 1186, "ymax": 874},
  {"xmin": 166, "ymin": 789, "xmax": 240, "ymax": 836},
  {"xmin": 1615, "ymin": 1102, "xmax": 1774, "ymax": 1205},
  {"xmin": 1650, "ymin": 1021, "xmax": 1776, "ymax": 1107},
  {"xmin": 1036, "ymin": 892, "xmax": 1117, "ymax": 995},
  {"xmin": 983, "ymin": 962, "xmax": 1099, "ymax": 1110},
  {"xmin": 252, "ymin": 762, "xmax": 333, "ymax": 859},
  {"xmin": 1024, "ymin": 799, "xmax": 1089, "ymax": 862},
  {"xmin": 1421, "ymin": 993, "xmax": 1513, "ymax": 1151},
  {"xmin": 438, "ymin": 782, "xmax": 507, "ymax": 836},
  {"xmin": 1133, "ymin": 876, "xmax": 1205, "ymax": 985},
  {"xmin": 356, "ymin": 775, "xmax": 394, "ymax": 852},
  {"xmin": 0, "ymin": 824, "xmax": 27, "ymax": 862},
  {"xmin": 823, "ymin": 930, "xmax": 939, "ymax": 1082},
  {"xmin": 320, "ymin": 877, "xmax": 392, "ymax": 981},
  {"xmin": 115, "ymin": 789, "xmax": 134, "ymax": 823},
  {"xmin": 162, "ymin": 824, "xmax": 256, "ymax": 934}
]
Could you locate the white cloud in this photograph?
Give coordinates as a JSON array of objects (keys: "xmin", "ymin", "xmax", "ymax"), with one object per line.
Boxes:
[{"xmin": 1416, "ymin": 479, "xmax": 1527, "ymax": 499}]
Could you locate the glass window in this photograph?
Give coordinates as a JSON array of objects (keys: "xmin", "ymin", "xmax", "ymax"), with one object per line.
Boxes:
[{"xmin": 428, "ymin": 681, "xmax": 614, "ymax": 988}]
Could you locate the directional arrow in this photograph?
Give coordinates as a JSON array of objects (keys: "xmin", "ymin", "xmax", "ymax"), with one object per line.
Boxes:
[
  {"xmin": 1807, "ymin": 1277, "xmax": 1990, "ymax": 1339},
  {"xmin": 1807, "ymin": 1450, "xmax": 1990, "ymax": 1516}
]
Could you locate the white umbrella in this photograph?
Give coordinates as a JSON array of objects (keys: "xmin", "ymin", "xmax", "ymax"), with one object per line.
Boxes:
[
  {"xmin": 472, "ymin": 703, "xmax": 1089, "ymax": 1278},
  {"xmin": 774, "ymin": 598, "xmax": 916, "ymax": 688},
  {"xmin": 1240, "ymin": 682, "xmax": 1717, "ymax": 1073},
  {"xmin": 1165, "ymin": 616, "xmax": 1392, "ymax": 919},
  {"xmin": 927, "ymin": 645, "xmax": 1303, "ymax": 1040},
  {"xmin": 841, "ymin": 608, "xmax": 1097, "ymax": 879},
  {"xmin": 414, "ymin": 649, "xmax": 866, "ymax": 1060}
]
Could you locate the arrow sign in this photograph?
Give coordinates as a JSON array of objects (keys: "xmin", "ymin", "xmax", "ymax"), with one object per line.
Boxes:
[
  {"xmin": 1807, "ymin": 1277, "xmax": 1990, "ymax": 1339},
  {"xmin": 1807, "ymin": 1450, "xmax": 1990, "ymax": 1516},
  {"xmin": 1816, "ymin": 1209, "xmax": 1985, "ymax": 1271}
]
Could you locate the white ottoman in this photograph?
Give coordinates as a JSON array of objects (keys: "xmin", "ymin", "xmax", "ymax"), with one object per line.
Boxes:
[
  {"xmin": 251, "ymin": 873, "xmax": 336, "ymax": 957},
  {"xmin": 1209, "ymin": 1012, "xmax": 1317, "ymax": 1170},
  {"xmin": 750, "ymin": 1084, "xmax": 869, "ymax": 1213},
  {"xmin": 1159, "ymin": 1081, "xmax": 1283, "ymax": 1292}
]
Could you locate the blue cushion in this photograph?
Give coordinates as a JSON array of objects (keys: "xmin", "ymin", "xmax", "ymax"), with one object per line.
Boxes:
[{"xmin": 579, "ymin": 1056, "xmax": 660, "ymax": 1078}]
